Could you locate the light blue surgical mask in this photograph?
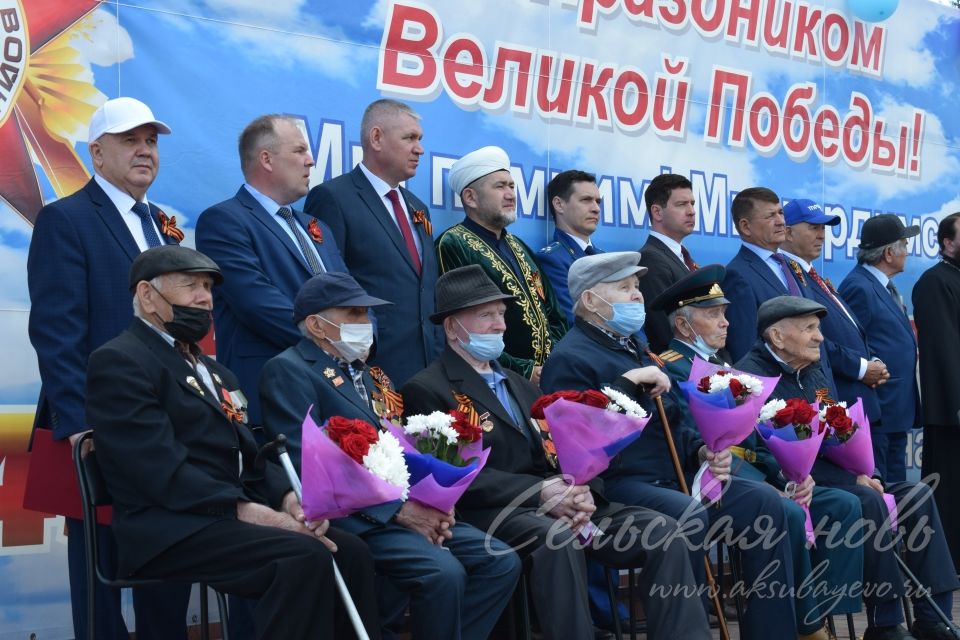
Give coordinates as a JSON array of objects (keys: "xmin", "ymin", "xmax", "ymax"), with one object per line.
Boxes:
[
  {"xmin": 680, "ymin": 318, "xmax": 720, "ymax": 358},
  {"xmin": 456, "ymin": 319, "xmax": 505, "ymax": 361},
  {"xmin": 593, "ymin": 293, "xmax": 646, "ymax": 336}
]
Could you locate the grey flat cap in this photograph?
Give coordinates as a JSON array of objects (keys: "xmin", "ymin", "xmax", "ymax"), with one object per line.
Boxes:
[
  {"xmin": 757, "ymin": 296, "xmax": 827, "ymax": 334},
  {"xmin": 568, "ymin": 251, "xmax": 647, "ymax": 304},
  {"xmin": 129, "ymin": 245, "xmax": 222, "ymax": 291}
]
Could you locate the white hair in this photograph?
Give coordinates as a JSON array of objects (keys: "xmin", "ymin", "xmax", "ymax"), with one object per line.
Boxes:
[{"xmin": 132, "ymin": 276, "xmax": 165, "ymax": 317}]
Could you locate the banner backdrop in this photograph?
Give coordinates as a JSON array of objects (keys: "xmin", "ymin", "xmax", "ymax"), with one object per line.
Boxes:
[{"xmin": 1, "ymin": 0, "xmax": 957, "ymax": 635}]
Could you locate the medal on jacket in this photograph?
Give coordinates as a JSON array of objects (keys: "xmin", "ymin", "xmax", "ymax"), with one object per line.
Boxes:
[
  {"xmin": 369, "ymin": 366, "xmax": 403, "ymax": 423},
  {"xmin": 220, "ymin": 388, "xmax": 247, "ymax": 424},
  {"xmin": 186, "ymin": 375, "xmax": 204, "ymax": 396}
]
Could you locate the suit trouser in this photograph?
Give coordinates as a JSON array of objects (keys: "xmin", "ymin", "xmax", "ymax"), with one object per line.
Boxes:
[
  {"xmin": 872, "ymin": 431, "xmax": 909, "ymax": 483},
  {"xmin": 480, "ymin": 502, "xmax": 711, "ymax": 640},
  {"xmin": 605, "ymin": 475, "xmax": 799, "ymax": 640},
  {"xmin": 135, "ymin": 520, "xmax": 380, "ymax": 640},
  {"xmin": 922, "ymin": 424, "xmax": 960, "ymax": 574},
  {"xmin": 350, "ymin": 521, "xmax": 520, "ymax": 640},
  {"xmin": 66, "ymin": 517, "xmax": 191, "ymax": 640}
]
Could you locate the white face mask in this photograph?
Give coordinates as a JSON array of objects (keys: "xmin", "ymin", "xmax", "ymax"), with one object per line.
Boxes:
[{"xmin": 318, "ymin": 316, "xmax": 374, "ymax": 363}]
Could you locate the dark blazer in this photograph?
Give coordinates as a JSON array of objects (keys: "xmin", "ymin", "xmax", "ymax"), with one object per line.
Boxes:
[
  {"xmin": 401, "ymin": 347, "xmax": 562, "ymax": 530},
  {"xmin": 305, "ymin": 167, "xmax": 444, "ymax": 386},
  {"xmin": 638, "ymin": 234, "xmax": 690, "ymax": 353},
  {"xmin": 539, "ymin": 319, "xmax": 704, "ymax": 484},
  {"xmin": 786, "ymin": 260, "xmax": 881, "ymax": 426},
  {"xmin": 910, "ymin": 260, "xmax": 960, "ymax": 427},
  {"xmin": 840, "ymin": 265, "xmax": 921, "ymax": 432},
  {"xmin": 87, "ymin": 320, "xmax": 290, "ymax": 577},
  {"xmin": 258, "ymin": 338, "xmax": 402, "ymax": 527},
  {"xmin": 195, "ymin": 186, "xmax": 348, "ymax": 425},
  {"xmin": 537, "ymin": 229, "xmax": 593, "ymax": 324},
  {"xmin": 28, "ymin": 178, "xmax": 178, "ymax": 440}
]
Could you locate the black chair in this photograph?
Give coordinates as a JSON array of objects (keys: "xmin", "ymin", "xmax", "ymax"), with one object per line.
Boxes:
[{"xmin": 73, "ymin": 432, "xmax": 229, "ymax": 640}]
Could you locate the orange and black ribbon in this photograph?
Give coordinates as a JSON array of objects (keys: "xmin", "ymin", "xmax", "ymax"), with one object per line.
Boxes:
[
  {"xmin": 308, "ymin": 218, "xmax": 324, "ymax": 243},
  {"xmin": 159, "ymin": 211, "xmax": 185, "ymax": 242},
  {"xmin": 815, "ymin": 388, "xmax": 835, "ymax": 405},
  {"xmin": 369, "ymin": 366, "xmax": 403, "ymax": 420},
  {"xmin": 220, "ymin": 388, "xmax": 245, "ymax": 424},
  {"xmin": 412, "ymin": 210, "xmax": 432, "ymax": 235},
  {"xmin": 532, "ymin": 417, "xmax": 559, "ymax": 468},
  {"xmin": 452, "ymin": 391, "xmax": 480, "ymax": 426}
]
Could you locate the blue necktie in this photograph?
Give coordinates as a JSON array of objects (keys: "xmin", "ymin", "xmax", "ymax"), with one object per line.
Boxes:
[{"xmin": 132, "ymin": 202, "xmax": 162, "ymax": 248}]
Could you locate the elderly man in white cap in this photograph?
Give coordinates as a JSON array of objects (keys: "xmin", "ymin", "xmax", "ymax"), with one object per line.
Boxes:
[
  {"xmin": 26, "ymin": 97, "xmax": 190, "ymax": 639},
  {"xmin": 436, "ymin": 145, "xmax": 568, "ymax": 384}
]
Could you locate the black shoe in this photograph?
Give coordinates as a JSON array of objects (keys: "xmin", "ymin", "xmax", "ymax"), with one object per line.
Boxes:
[
  {"xmin": 912, "ymin": 620, "xmax": 960, "ymax": 640},
  {"xmin": 863, "ymin": 625, "xmax": 917, "ymax": 640}
]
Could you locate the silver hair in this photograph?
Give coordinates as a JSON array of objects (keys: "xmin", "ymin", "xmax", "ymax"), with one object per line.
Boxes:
[
  {"xmin": 132, "ymin": 276, "xmax": 165, "ymax": 317},
  {"xmin": 857, "ymin": 239, "xmax": 906, "ymax": 265},
  {"xmin": 360, "ymin": 99, "xmax": 419, "ymax": 148},
  {"xmin": 667, "ymin": 306, "xmax": 696, "ymax": 334}
]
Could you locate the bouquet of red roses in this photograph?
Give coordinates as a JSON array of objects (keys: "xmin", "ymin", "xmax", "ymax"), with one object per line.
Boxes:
[
  {"xmin": 756, "ymin": 398, "xmax": 826, "ymax": 546},
  {"xmin": 301, "ymin": 411, "xmax": 410, "ymax": 521},
  {"xmin": 530, "ymin": 388, "xmax": 650, "ymax": 485},
  {"xmin": 383, "ymin": 409, "xmax": 490, "ymax": 513}
]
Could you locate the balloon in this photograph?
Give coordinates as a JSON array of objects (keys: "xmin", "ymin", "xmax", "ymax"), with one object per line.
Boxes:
[{"xmin": 848, "ymin": 0, "xmax": 899, "ymax": 22}]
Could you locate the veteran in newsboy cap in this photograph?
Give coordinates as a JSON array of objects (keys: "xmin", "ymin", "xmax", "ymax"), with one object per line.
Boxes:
[
  {"xmin": 757, "ymin": 295, "xmax": 827, "ymax": 335},
  {"xmin": 129, "ymin": 244, "xmax": 223, "ymax": 291},
  {"xmin": 568, "ymin": 251, "xmax": 648, "ymax": 309}
]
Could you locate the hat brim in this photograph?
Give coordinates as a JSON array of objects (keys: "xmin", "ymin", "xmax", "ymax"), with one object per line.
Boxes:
[
  {"xmin": 100, "ymin": 119, "xmax": 172, "ymax": 137},
  {"xmin": 686, "ymin": 296, "xmax": 730, "ymax": 309},
  {"xmin": 337, "ymin": 294, "xmax": 392, "ymax": 308},
  {"xmin": 430, "ymin": 291, "xmax": 517, "ymax": 324},
  {"xmin": 804, "ymin": 213, "xmax": 841, "ymax": 226},
  {"xmin": 603, "ymin": 265, "xmax": 648, "ymax": 283}
]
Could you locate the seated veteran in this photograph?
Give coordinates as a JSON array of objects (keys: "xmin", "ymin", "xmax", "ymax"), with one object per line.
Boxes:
[
  {"xmin": 260, "ymin": 272, "xmax": 520, "ymax": 640},
  {"xmin": 258, "ymin": 272, "xmax": 520, "ymax": 640},
  {"xmin": 539, "ymin": 251, "xmax": 827, "ymax": 640},
  {"xmin": 650, "ymin": 266, "xmax": 868, "ymax": 637},
  {"xmin": 402, "ymin": 265, "xmax": 712, "ymax": 640},
  {"xmin": 87, "ymin": 246, "xmax": 380, "ymax": 640},
  {"xmin": 736, "ymin": 296, "xmax": 960, "ymax": 640}
]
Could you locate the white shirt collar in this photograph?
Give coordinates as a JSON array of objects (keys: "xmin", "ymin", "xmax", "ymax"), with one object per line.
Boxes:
[
  {"xmin": 243, "ymin": 183, "xmax": 283, "ymax": 216},
  {"xmin": 561, "ymin": 229, "xmax": 591, "ymax": 252},
  {"xmin": 862, "ymin": 264, "xmax": 890, "ymax": 287},
  {"xmin": 742, "ymin": 241, "xmax": 777, "ymax": 262},
  {"xmin": 95, "ymin": 174, "xmax": 148, "ymax": 216},
  {"xmin": 358, "ymin": 161, "xmax": 395, "ymax": 196},
  {"xmin": 676, "ymin": 338, "xmax": 715, "ymax": 361},
  {"xmin": 650, "ymin": 231, "xmax": 685, "ymax": 262}
]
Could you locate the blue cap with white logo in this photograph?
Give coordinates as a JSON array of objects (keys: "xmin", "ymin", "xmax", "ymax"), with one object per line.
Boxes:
[{"xmin": 783, "ymin": 198, "xmax": 840, "ymax": 226}]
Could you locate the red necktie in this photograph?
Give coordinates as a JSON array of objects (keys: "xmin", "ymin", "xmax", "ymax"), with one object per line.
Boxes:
[
  {"xmin": 680, "ymin": 245, "xmax": 699, "ymax": 271},
  {"xmin": 386, "ymin": 189, "xmax": 421, "ymax": 274}
]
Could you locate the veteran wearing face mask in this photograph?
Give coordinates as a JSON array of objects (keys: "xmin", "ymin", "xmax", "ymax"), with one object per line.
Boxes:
[{"xmin": 258, "ymin": 271, "xmax": 520, "ymax": 640}]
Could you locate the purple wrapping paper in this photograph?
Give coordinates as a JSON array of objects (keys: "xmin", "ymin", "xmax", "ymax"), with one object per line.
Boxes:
[
  {"xmin": 820, "ymin": 399, "xmax": 873, "ymax": 476},
  {"xmin": 757, "ymin": 415, "xmax": 826, "ymax": 546},
  {"xmin": 542, "ymin": 398, "xmax": 650, "ymax": 485},
  {"xmin": 300, "ymin": 412, "xmax": 406, "ymax": 520},
  {"xmin": 383, "ymin": 421, "xmax": 490, "ymax": 513},
  {"xmin": 682, "ymin": 357, "xmax": 781, "ymax": 502}
]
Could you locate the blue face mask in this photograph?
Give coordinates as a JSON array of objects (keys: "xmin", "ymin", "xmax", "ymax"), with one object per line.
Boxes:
[
  {"xmin": 456, "ymin": 320, "xmax": 505, "ymax": 361},
  {"xmin": 594, "ymin": 293, "xmax": 646, "ymax": 336},
  {"xmin": 679, "ymin": 318, "xmax": 720, "ymax": 358}
]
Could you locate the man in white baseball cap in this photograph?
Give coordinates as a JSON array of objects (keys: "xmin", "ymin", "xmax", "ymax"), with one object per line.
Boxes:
[{"xmin": 26, "ymin": 95, "xmax": 187, "ymax": 640}]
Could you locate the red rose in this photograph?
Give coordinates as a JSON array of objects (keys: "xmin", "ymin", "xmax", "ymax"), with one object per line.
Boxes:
[
  {"xmin": 772, "ymin": 404, "xmax": 796, "ymax": 427},
  {"xmin": 824, "ymin": 405, "xmax": 847, "ymax": 425},
  {"xmin": 831, "ymin": 414, "xmax": 855, "ymax": 436},
  {"xmin": 449, "ymin": 410, "xmax": 483, "ymax": 443},
  {"xmin": 531, "ymin": 390, "xmax": 584, "ymax": 419},
  {"xmin": 790, "ymin": 400, "xmax": 817, "ymax": 426},
  {"xmin": 696, "ymin": 375, "xmax": 711, "ymax": 393},
  {"xmin": 578, "ymin": 389, "xmax": 611, "ymax": 409},
  {"xmin": 340, "ymin": 433, "xmax": 373, "ymax": 464},
  {"xmin": 325, "ymin": 416, "xmax": 378, "ymax": 446},
  {"xmin": 728, "ymin": 378, "xmax": 745, "ymax": 399}
]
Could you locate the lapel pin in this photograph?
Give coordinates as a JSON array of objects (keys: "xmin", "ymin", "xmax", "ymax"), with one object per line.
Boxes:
[
  {"xmin": 212, "ymin": 372, "xmax": 223, "ymax": 385},
  {"xmin": 323, "ymin": 367, "xmax": 336, "ymax": 379},
  {"xmin": 480, "ymin": 420, "xmax": 494, "ymax": 432},
  {"xmin": 332, "ymin": 376, "xmax": 345, "ymax": 387},
  {"xmin": 186, "ymin": 376, "xmax": 204, "ymax": 396}
]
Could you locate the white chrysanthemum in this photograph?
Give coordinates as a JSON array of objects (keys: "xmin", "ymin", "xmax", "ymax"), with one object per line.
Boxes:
[
  {"xmin": 436, "ymin": 422, "xmax": 461, "ymax": 445},
  {"xmin": 601, "ymin": 387, "xmax": 649, "ymax": 418},
  {"xmin": 707, "ymin": 373, "xmax": 732, "ymax": 393},
  {"xmin": 759, "ymin": 398, "xmax": 787, "ymax": 423},
  {"xmin": 737, "ymin": 374, "xmax": 764, "ymax": 396},
  {"xmin": 363, "ymin": 432, "xmax": 410, "ymax": 499},
  {"xmin": 404, "ymin": 411, "xmax": 453, "ymax": 436}
]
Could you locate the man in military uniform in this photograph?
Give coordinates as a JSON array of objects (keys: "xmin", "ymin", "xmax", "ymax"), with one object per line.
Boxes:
[{"xmin": 436, "ymin": 146, "xmax": 568, "ymax": 384}]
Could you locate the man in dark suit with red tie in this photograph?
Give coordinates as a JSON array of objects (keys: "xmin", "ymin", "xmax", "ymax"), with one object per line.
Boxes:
[
  {"xmin": 196, "ymin": 114, "xmax": 350, "ymax": 431},
  {"xmin": 304, "ymin": 99, "xmax": 443, "ymax": 386},
  {"xmin": 638, "ymin": 173, "xmax": 701, "ymax": 352},
  {"xmin": 26, "ymin": 97, "xmax": 190, "ymax": 639}
]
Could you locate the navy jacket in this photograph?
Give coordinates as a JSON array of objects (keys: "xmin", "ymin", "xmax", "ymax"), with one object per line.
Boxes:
[
  {"xmin": 638, "ymin": 234, "xmax": 691, "ymax": 353},
  {"xmin": 305, "ymin": 166, "xmax": 444, "ymax": 386},
  {"xmin": 537, "ymin": 228, "xmax": 593, "ymax": 324},
  {"xmin": 28, "ymin": 179, "xmax": 178, "ymax": 440},
  {"xmin": 195, "ymin": 186, "xmax": 348, "ymax": 425},
  {"xmin": 840, "ymin": 265, "xmax": 921, "ymax": 433}
]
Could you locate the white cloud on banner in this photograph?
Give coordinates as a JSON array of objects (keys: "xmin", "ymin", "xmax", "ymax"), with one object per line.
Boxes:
[{"xmin": 70, "ymin": 8, "xmax": 134, "ymax": 68}]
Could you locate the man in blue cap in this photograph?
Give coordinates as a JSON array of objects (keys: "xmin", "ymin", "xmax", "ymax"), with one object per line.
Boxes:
[{"xmin": 779, "ymin": 199, "xmax": 890, "ymax": 467}]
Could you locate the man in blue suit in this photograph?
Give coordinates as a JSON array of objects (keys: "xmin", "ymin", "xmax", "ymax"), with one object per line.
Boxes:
[
  {"xmin": 779, "ymin": 199, "xmax": 890, "ymax": 447},
  {"xmin": 195, "ymin": 114, "xmax": 349, "ymax": 430},
  {"xmin": 839, "ymin": 214, "xmax": 922, "ymax": 482},
  {"xmin": 27, "ymin": 97, "xmax": 189, "ymax": 640},
  {"xmin": 259, "ymin": 272, "xmax": 520, "ymax": 640},
  {"xmin": 537, "ymin": 169, "xmax": 603, "ymax": 323},
  {"xmin": 304, "ymin": 99, "xmax": 444, "ymax": 386}
]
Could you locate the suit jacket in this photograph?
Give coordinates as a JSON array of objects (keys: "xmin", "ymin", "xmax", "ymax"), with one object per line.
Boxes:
[
  {"xmin": 305, "ymin": 167, "xmax": 444, "ymax": 386},
  {"xmin": 638, "ymin": 235, "xmax": 691, "ymax": 353},
  {"xmin": 87, "ymin": 319, "xmax": 290, "ymax": 576},
  {"xmin": 537, "ymin": 229, "xmax": 593, "ymax": 324},
  {"xmin": 28, "ymin": 178, "xmax": 178, "ymax": 440},
  {"xmin": 401, "ymin": 347, "xmax": 567, "ymax": 530},
  {"xmin": 258, "ymin": 339, "xmax": 403, "ymax": 528},
  {"xmin": 839, "ymin": 265, "xmax": 921, "ymax": 433},
  {"xmin": 785, "ymin": 259, "xmax": 881, "ymax": 426},
  {"xmin": 195, "ymin": 186, "xmax": 348, "ymax": 425},
  {"xmin": 910, "ymin": 259, "xmax": 960, "ymax": 427}
]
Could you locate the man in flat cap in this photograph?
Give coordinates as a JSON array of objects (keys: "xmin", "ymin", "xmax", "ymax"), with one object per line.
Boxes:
[
  {"xmin": 737, "ymin": 296, "xmax": 960, "ymax": 640},
  {"xmin": 436, "ymin": 146, "xmax": 568, "ymax": 384},
  {"xmin": 25, "ymin": 97, "xmax": 189, "ymax": 639},
  {"xmin": 780, "ymin": 200, "xmax": 894, "ymax": 474},
  {"xmin": 259, "ymin": 271, "xmax": 520, "ymax": 640},
  {"xmin": 912, "ymin": 212, "xmax": 960, "ymax": 570},
  {"xmin": 86, "ymin": 246, "xmax": 380, "ymax": 639},
  {"xmin": 838, "ymin": 214, "xmax": 920, "ymax": 485},
  {"xmin": 540, "ymin": 253, "xmax": 820, "ymax": 640},
  {"xmin": 305, "ymin": 99, "xmax": 443, "ymax": 387},
  {"xmin": 402, "ymin": 265, "xmax": 711, "ymax": 640}
]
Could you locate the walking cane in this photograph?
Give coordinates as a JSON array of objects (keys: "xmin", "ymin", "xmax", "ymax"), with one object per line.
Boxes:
[
  {"xmin": 261, "ymin": 434, "xmax": 371, "ymax": 640},
  {"xmin": 893, "ymin": 552, "xmax": 960, "ymax": 639},
  {"xmin": 654, "ymin": 395, "xmax": 731, "ymax": 640}
]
